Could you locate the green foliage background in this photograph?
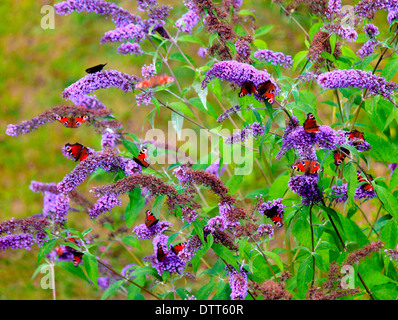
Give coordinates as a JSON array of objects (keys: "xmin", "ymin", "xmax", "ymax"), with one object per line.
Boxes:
[{"xmin": 0, "ymin": 0, "xmax": 397, "ymax": 299}]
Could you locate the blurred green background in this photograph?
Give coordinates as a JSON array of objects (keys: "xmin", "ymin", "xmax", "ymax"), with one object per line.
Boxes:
[{"xmin": 0, "ymin": 0, "xmax": 394, "ymax": 299}]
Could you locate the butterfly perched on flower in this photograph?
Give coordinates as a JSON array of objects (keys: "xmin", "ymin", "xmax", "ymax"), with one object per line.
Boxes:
[
  {"xmin": 257, "ymin": 80, "xmax": 276, "ymax": 104},
  {"xmin": 303, "ymin": 113, "xmax": 320, "ymax": 134},
  {"xmin": 133, "ymin": 146, "xmax": 151, "ymax": 168},
  {"xmin": 64, "ymin": 143, "xmax": 91, "ymax": 162},
  {"xmin": 345, "ymin": 130, "xmax": 365, "ymax": 146},
  {"xmin": 292, "ymin": 159, "xmax": 321, "ymax": 174},
  {"xmin": 333, "ymin": 147, "xmax": 350, "ymax": 166},
  {"xmin": 157, "ymin": 243, "xmax": 169, "ymax": 262},
  {"xmin": 239, "ymin": 81, "xmax": 258, "ymax": 97},
  {"xmin": 171, "ymin": 242, "xmax": 186, "ymax": 255},
  {"xmin": 263, "ymin": 206, "xmax": 283, "ymax": 228},
  {"xmin": 85, "ymin": 63, "xmax": 107, "ymax": 74},
  {"xmin": 357, "ymin": 171, "xmax": 374, "ymax": 192},
  {"xmin": 135, "ymin": 75, "xmax": 174, "ymax": 89},
  {"xmin": 55, "ymin": 115, "xmax": 89, "ymax": 128},
  {"xmin": 72, "ymin": 252, "xmax": 84, "ymax": 267},
  {"xmin": 145, "ymin": 210, "xmax": 159, "ymax": 228}
]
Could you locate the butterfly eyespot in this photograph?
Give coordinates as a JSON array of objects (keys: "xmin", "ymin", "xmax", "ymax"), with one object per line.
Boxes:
[
  {"xmin": 66, "ymin": 146, "xmax": 71, "ymax": 151},
  {"xmin": 75, "ymin": 122, "xmax": 81, "ymax": 126},
  {"xmin": 82, "ymin": 115, "xmax": 88, "ymax": 120},
  {"xmin": 301, "ymin": 161, "xmax": 306, "ymax": 165}
]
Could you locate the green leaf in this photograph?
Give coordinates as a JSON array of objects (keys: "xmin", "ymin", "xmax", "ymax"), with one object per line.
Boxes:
[
  {"xmin": 177, "ymin": 35, "xmax": 204, "ymax": 46},
  {"xmin": 344, "ymin": 162, "xmax": 357, "ymax": 204},
  {"xmin": 376, "ymin": 185, "xmax": 398, "ymax": 222},
  {"xmin": 37, "ymin": 239, "xmax": 56, "ymax": 263},
  {"xmin": 57, "ymin": 261, "xmax": 90, "ymax": 283},
  {"xmin": 130, "ymin": 266, "xmax": 162, "ymax": 280},
  {"xmin": 380, "ymin": 219, "xmax": 398, "ymax": 249},
  {"xmin": 381, "ymin": 58, "xmax": 398, "ymax": 81},
  {"xmin": 171, "ymin": 111, "xmax": 184, "ymax": 140},
  {"xmin": 263, "ymin": 250, "xmax": 284, "ymax": 271},
  {"xmin": 297, "ymin": 255, "xmax": 314, "ymax": 298},
  {"xmin": 268, "ymin": 173, "xmax": 289, "ymax": 199},
  {"xmin": 212, "ymin": 243, "xmax": 239, "ymax": 270},
  {"xmin": 83, "ymin": 252, "xmax": 99, "ymax": 288},
  {"xmin": 254, "ymin": 25, "xmax": 274, "ymax": 38},
  {"xmin": 292, "ymin": 50, "xmax": 309, "ymax": 72},
  {"xmin": 101, "ymin": 279, "xmax": 124, "ymax": 300}
]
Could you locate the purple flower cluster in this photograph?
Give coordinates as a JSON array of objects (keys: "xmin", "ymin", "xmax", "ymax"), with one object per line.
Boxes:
[
  {"xmin": 276, "ymin": 118, "xmax": 346, "ymax": 161},
  {"xmin": 217, "ymin": 105, "xmax": 241, "ymax": 123},
  {"xmin": 54, "ymin": 0, "xmax": 138, "ymax": 28},
  {"xmin": 354, "ymin": 0, "xmax": 398, "ymax": 19},
  {"xmin": 181, "ymin": 207, "xmax": 199, "ymax": 224},
  {"xmin": 384, "ymin": 248, "xmax": 398, "ymax": 261},
  {"xmin": 257, "ymin": 224, "xmax": 274, "ymax": 238},
  {"xmin": 53, "ymin": 193, "xmax": 70, "ymax": 226},
  {"xmin": 364, "ymin": 24, "xmax": 379, "ymax": 38},
  {"xmin": 132, "ymin": 220, "xmax": 173, "ymax": 240},
  {"xmin": 288, "ymin": 174, "xmax": 323, "ymax": 206},
  {"xmin": 175, "ymin": 1, "xmax": 201, "ymax": 34},
  {"xmin": 235, "ymin": 39, "xmax": 251, "ymax": 62},
  {"xmin": 357, "ymin": 40, "xmax": 379, "ymax": 58},
  {"xmin": 205, "ymin": 159, "xmax": 227, "ymax": 178},
  {"xmin": 198, "ymin": 47, "xmax": 207, "ymax": 58},
  {"xmin": 117, "ymin": 42, "xmax": 143, "ymax": 56},
  {"xmin": 141, "ymin": 64, "xmax": 156, "ymax": 78},
  {"xmin": 143, "ymin": 235, "xmax": 186, "ymax": 276},
  {"xmin": 228, "ymin": 267, "xmax": 248, "ymax": 300},
  {"xmin": 70, "ymin": 94, "xmax": 107, "ymax": 111},
  {"xmin": 317, "ymin": 69, "xmax": 397, "ymax": 101},
  {"xmin": 101, "ymin": 23, "xmax": 145, "ymax": 44},
  {"xmin": 201, "ymin": 60, "xmax": 279, "ymax": 98},
  {"xmin": 101, "ymin": 128, "xmax": 121, "ymax": 149},
  {"xmin": 225, "ymin": 122, "xmax": 264, "ymax": 144},
  {"xmin": 57, "ymin": 149, "xmax": 141, "ymax": 193},
  {"xmin": 136, "ymin": 90, "xmax": 154, "ymax": 107},
  {"xmin": 388, "ymin": 9, "xmax": 398, "ymax": 23},
  {"xmin": 325, "ymin": 0, "xmax": 342, "ymax": 20},
  {"xmin": 254, "ymin": 49, "xmax": 293, "ymax": 68},
  {"xmin": 89, "ymin": 193, "xmax": 121, "ymax": 219},
  {"xmin": 0, "ymin": 234, "xmax": 35, "ymax": 251},
  {"xmin": 6, "ymin": 116, "xmax": 53, "ymax": 137},
  {"xmin": 324, "ymin": 24, "xmax": 358, "ymax": 42},
  {"xmin": 62, "ymin": 70, "xmax": 140, "ymax": 101},
  {"xmin": 331, "ymin": 182, "xmax": 377, "ymax": 204}
]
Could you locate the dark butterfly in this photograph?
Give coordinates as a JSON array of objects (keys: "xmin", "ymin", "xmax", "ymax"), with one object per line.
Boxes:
[
  {"xmin": 153, "ymin": 26, "xmax": 170, "ymax": 39},
  {"xmin": 333, "ymin": 147, "xmax": 350, "ymax": 166},
  {"xmin": 263, "ymin": 206, "xmax": 283, "ymax": 228},
  {"xmin": 85, "ymin": 63, "xmax": 107, "ymax": 74},
  {"xmin": 157, "ymin": 243, "xmax": 169, "ymax": 262},
  {"xmin": 64, "ymin": 143, "xmax": 90, "ymax": 161},
  {"xmin": 171, "ymin": 242, "xmax": 186, "ymax": 255},
  {"xmin": 257, "ymin": 80, "xmax": 276, "ymax": 104},
  {"xmin": 55, "ymin": 115, "xmax": 89, "ymax": 128},
  {"xmin": 357, "ymin": 171, "xmax": 374, "ymax": 192},
  {"xmin": 292, "ymin": 159, "xmax": 321, "ymax": 174},
  {"xmin": 239, "ymin": 81, "xmax": 258, "ymax": 98},
  {"xmin": 345, "ymin": 130, "xmax": 365, "ymax": 146},
  {"xmin": 135, "ymin": 75, "xmax": 174, "ymax": 89},
  {"xmin": 303, "ymin": 113, "xmax": 320, "ymax": 134},
  {"xmin": 133, "ymin": 147, "xmax": 150, "ymax": 168},
  {"xmin": 73, "ymin": 252, "xmax": 84, "ymax": 267},
  {"xmin": 145, "ymin": 210, "xmax": 159, "ymax": 228}
]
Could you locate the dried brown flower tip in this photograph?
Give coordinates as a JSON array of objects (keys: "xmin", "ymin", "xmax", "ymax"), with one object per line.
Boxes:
[{"xmin": 308, "ymin": 31, "xmax": 342, "ymax": 70}]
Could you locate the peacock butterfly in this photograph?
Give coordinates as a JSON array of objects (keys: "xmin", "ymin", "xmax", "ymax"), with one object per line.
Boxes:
[
  {"xmin": 263, "ymin": 206, "xmax": 284, "ymax": 228},
  {"xmin": 135, "ymin": 75, "xmax": 174, "ymax": 89},
  {"xmin": 145, "ymin": 210, "xmax": 159, "ymax": 228},
  {"xmin": 133, "ymin": 146, "xmax": 151, "ymax": 168},
  {"xmin": 238, "ymin": 81, "xmax": 258, "ymax": 98},
  {"xmin": 157, "ymin": 243, "xmax": 169, "ymax": 262},
  {"xmin": 171, "ymin": 242, "xmax": 186, "ymax": 255},
  {"xmin": 55, "ymin": 115, "xmax": 89, "ymax": 128},
  {"xmin": 303, "ymin": 113, "xmax": 320, "ymax": 134},
  {"xmin": 345, "ymin": 130, "xmax": 365, "ymax": 146},
  {"xmin": 333, "ymin": 147, "xmax": 350, "ymax": 166},
  {"xmin": 64, "ymin": 143, "xmax": 90, "ymax": 162},
  {"xmin": 85, "ymin": 63, "xmax": 107, "ymax": 74},
  {"xmin": 357, "ymin": 171, "xmax": 374, "ymax": 192},
  {"xmin": 257, "ymin": 81, "xmax": 276, "ymax": 104},
  {"xmin": 292, "ymin": 159, "xmax": 321, "ymax": 174}
]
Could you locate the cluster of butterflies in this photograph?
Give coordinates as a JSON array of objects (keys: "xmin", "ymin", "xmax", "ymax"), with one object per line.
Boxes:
[
  {"xmin": 238, "ymin": 80, "xmax": 276, "ymax": 104},
  {"xmin": 291, "ymin": 113, "xmax": 368, "ymax": 175},
  {"xmin": 145, "ymin": 210, "xmax": 186, "ymax": 262}
]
